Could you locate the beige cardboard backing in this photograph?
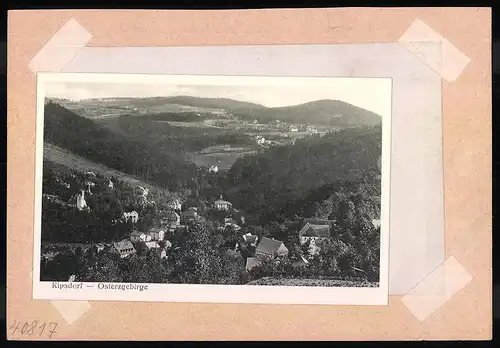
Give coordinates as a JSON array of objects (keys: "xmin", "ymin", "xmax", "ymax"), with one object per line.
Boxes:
[{"xmin": 7, "ymin": 8, "xmax": 492, "ymax": 340}]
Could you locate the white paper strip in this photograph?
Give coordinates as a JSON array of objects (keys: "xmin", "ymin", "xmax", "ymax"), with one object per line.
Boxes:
[
  {"xmin": 50, "ymin": 300, "xmax": 92, "ymax": 325},
  {"xmin": 28, "ymin": 18, "xmax": 92, "ymax": 73},
  {"xmin": 398, "ymin": 19, "xmax": 471, "ymax": 82},
  {"xmin": 401, "ymin": 256, "xmax": 473, "ymax": 322}
]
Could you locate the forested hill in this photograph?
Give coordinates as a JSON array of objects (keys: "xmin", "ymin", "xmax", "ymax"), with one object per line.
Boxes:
[
  {"xmin": 231, "ymin": 100, "xmax": 382, "ymax": 127},
  {"xmin": 43, "ymin": 102, "xmax": 199, "ymax": 192},
  {"xmin": 74, "ymin": 96, "xmax": 381, "ymax": 127},
  {"xmin": 223, "ymin": 125, "xmax": 382, "ymax": 218}
]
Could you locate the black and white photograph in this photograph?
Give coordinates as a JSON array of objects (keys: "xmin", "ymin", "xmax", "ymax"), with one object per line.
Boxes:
[{"xmin": 33, "ymin": 73, "xmax": 391, "ymax": 305}]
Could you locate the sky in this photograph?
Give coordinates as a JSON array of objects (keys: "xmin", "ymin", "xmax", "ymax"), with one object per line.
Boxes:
[{"xmin": 45, "ymin": 78, "xmax": 392, "ymax": 118}]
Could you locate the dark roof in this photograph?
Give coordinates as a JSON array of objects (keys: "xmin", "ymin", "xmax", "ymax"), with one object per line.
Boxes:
[
  {"xmin": 298, "ymin": 223, "xmax": 331, "ymax": 238},
  {"xmin": 255, "ymin": 237, "xmax": 286, "ymax": 255},
  {"xmin": 130, "ymin": 230, "xmax": 144, "ymax": 236},
  {"xmin": 148, "ymin": 227, "xmax": 164, "ymax": 233},
  {"xmin": 312, "ymin": 225, "xmax": 331, "ymax": 238},
  {"xmin": 303, "ymin": 218, "xmax": 335, "ymax": 226}
]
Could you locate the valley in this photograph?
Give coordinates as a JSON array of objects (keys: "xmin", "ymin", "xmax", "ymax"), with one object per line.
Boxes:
[{"xmin": 40, "ymin": 94, "xmax": 383, "ymax": 286}]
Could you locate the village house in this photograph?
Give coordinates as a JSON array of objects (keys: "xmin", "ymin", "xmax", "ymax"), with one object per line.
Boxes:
[
  {"xmin": 232, "ymin": 209, "xmax": 246, "ymax": 225},
  {"xmin": 110, "ymin": 240, "xmax": 137, "ymax": 258},
  {"xmin": 181, "ymin": 207, "xmax": 199, "ymax": 223},
  {"xmin": 289, "ymin": 125, "xmax": 299, "ymax": 132},
  {"xmin": 307, "ymin": 126, "xmax": 319, "ymax": 134},
  {"xmin": 108, "ymin": 179, "xmax": 114, "ymax": 189},
  {"xmin": 160, "ymin": 211, "xmax": 181, "ymax": 226},
  {"xmin": 254, "ymin": 237, "xmax": 289, "ymax": 260},
  {"xmin": 160, "ymin": 250, "xmax": 168, "ymax": 260},
  {"xmin": 298, "ymin": 218, "xmax": 334, "ymax": 255},
  {"xmin": 209, "ymin": 165, "xmax": 219, "ymax": 173},
  {"xmin": 164, "ymin": 224, "xmax": 183, "ymax": 238},
  {"xmin": 225, "ymin": 222, "xmax": 241, "ymax": 231},
  {"xmin": 144, "ymin": 241, "xmax": 161, "ymax": 250},
  {"xmin": 372, "ymin": 219, "xmax": 381, "ymax": 229},
  {"xmin": 214, "ymin": 195, "xmax": 232, "ymax": 211},
  {"xmin": 148, "ymin": 227, "xmax": 165, "ymax": 241},
  {"xmin": 240, "ymin": 233, "xmax": 259, "ymax": 247},
  {"xmin": 94, "ymin": 243, "xmax": 107, "ymax": 254},
  {"xmin": 167, "ymin": 199, "xmax": 182, "ymax": 211},
  {"xmin": 122, "ymin": 211, "xmax": 139, "ymax": 223},
  {"xmin": 85, "ymin": 181, "xmax": 96, "ymax": 194},
  {"xmin": 298, "ymin": 222, "xmax": 332, "ymax": 245},
  {"xmin": 299, "ymin": 218, "xmax": 334, "ymax": 245},
  {"xmin": 130, "ymin": 230, "xmax": 152, "ymax": 243}
]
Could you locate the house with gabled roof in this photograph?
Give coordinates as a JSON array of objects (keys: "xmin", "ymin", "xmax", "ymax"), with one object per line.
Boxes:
[
  {"xmin": 160, "ymin": 211, "xmax": 180, "ymax": 226},
  {"xmin": 110, "ymin": 240, "xmax": 136, "ymax": 258},
  {"xmin": 167, "ymin": 199, "xmax": 182, "ymax": 211},
  {"xmin": 122, "ymin": 210, "xmax": 139, "ymax": 223},
  {"xmin": 181, "ymin": 207, "xmax": 199, "ymax": 223},
  {"xmin": 130, "ymin": 230, "xmax": 151, "ymax": 243},
  {"xmin": 144, "ymin": 241, "xmax": 161, "ymax": 250},
  {"xmin": 298, "ymin": 223, "xmax": 331, "ymax": 244},
  {"xmin": 225, "ymin": 222, "xmax": 241, "ymax": 232},
  {"xmin": 214, "ymin": 195, "xmax": 232, "ymax": 211},
  {"xmin": 298, "ymin": 218, "xmax": 334, "ymax": 255},
  {"xmin": 148, "ymin": 227, "xmax": 165, "ymax": 241},
  {"xmin": 299, "ymin": 218, "xmax": 334, "ymax": 242},
  {"xmin": 255, "ymin": 237, "xmax": 289, "ymax": 260},
  {"xmin": 240, "ymin": 233, "xmax": 258, "ymax": 247}
]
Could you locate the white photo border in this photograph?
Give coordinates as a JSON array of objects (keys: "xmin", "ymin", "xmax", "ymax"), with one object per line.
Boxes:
[{"xmin": 33, "ymin": 72, "xmax": 392, "ymax": 305}]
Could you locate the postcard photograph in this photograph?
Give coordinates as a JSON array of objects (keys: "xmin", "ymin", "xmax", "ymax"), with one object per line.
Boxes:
[{"xmin": 33, "ymin": 73, "xmax": 391, "ymax": 305}]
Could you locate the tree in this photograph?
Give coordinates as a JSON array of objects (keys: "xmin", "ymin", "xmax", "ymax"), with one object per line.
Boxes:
[
  {"xmin": 77, "ymin": 253, "xmax": 124, "ymax": 283},
  {"xmin": 167, "ymin": 221, "xmax": 225, "ymax": 284},
  {"xmin": 40, "ymin": 251, "xmax": 83, "ymax": 281},
  {"xmin": 222, "ymin": 225, "xmax": 241, "ymax": 249},
  {"xmin": 219, "ymin": 253, "xmax": 249, "ymax": 285},
  {"xmin": 132, "ymin": 242, "xmax": 149, "ymax": 257}
]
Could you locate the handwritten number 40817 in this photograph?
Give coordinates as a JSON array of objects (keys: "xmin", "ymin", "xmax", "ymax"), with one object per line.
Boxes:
[{"xmin": 9, "ymin": 320, "xmax": 58, "ymax": 338}]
